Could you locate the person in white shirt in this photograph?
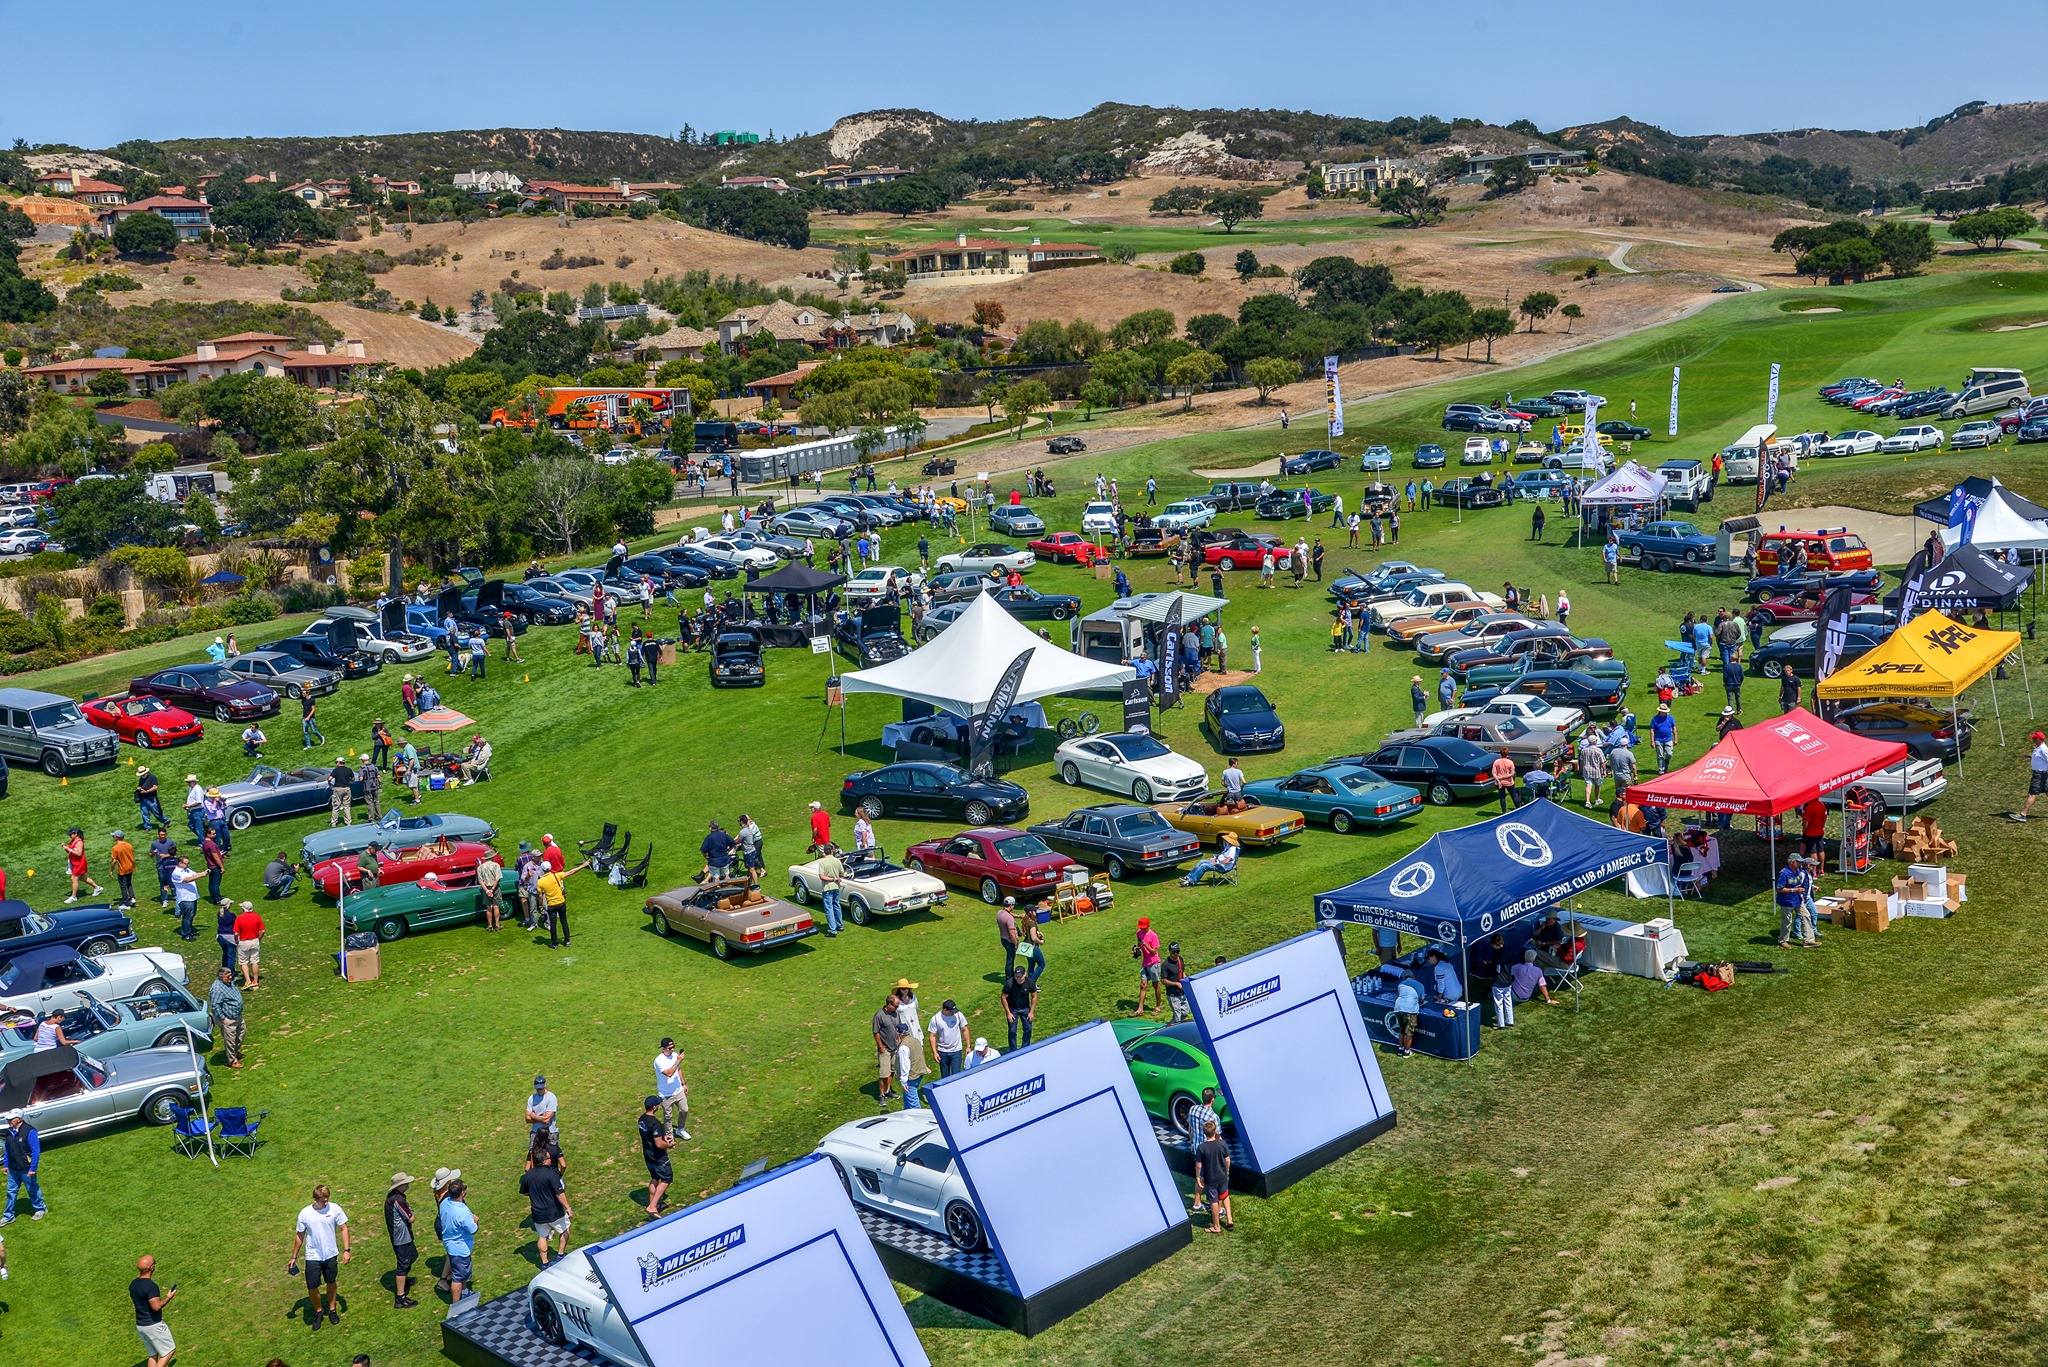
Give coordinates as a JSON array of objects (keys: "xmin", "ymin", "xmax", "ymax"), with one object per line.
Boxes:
[
  {"xmin": 893, "ymin": 981, "xmax": 928, "ymax": 1108},
  {"xmin": 963, "ymin": 1037, "xmax": 1000, "ymax": 1070},
  {"xmin": 289, "ymin": 1184, "xmax": 351, "ymax": 1327},
  {"xmin": 928, "ymin": 1000, "xmax": 967, "ymax": 1076},
  {"xmin": 2017, "ymin": 731, "xmax": 2048, "ymax": 821},
  {"xmin": 853, "ymin": 812, "xmax": 876, "ymax": 852},
  {"xmin": 525, "ymin": 1077, "xmax": 558, "ymax": 1138},
  {"xmin": 653, "ymin": 1038, "xmax": 689, "ymax": 1139}
]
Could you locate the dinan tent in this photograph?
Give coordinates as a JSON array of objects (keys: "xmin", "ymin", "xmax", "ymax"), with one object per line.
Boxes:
[
  {"xmin": 1623, "ymin": 708, "xmax": 1907, "ymax": 816},
  {"xmin": 839, "ymin": 590, "xmax": 1135, "ymax": 718},
  {"xmin": 1889, "ymin": 543, "xmax": 2033, "ymax": 616},
  {"xmin": 1816, "ymin": 608, "xmax": 2030, "ymax": 745}
]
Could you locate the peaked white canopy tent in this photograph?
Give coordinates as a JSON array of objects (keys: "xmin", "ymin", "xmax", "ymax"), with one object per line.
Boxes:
[
  {"xmin": 1941, "ymin": 487, "xmax": 2048, "ymax": 554},
  {"xmin": 1577, "ymin": 461, "xmax": 1669, "ymax": 507},
  {"xmin": 841, "ymin": 591, "xmax": 1136, "ymax": 718}
]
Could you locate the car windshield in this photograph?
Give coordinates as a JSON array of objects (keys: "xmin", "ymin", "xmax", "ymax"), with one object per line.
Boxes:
[
  {"xmin": 1337, "ymin": 772, "xmax": 1385, "ymax": 794},
  {"xmin": 1105, "ymin": 734, "xmax": 1171, "ymax": 761},
  {"xmin": 19, "ymin": 913, "xmax": 53, "ymax": 935},
  {"xmin": 1007, "ymin": 506, "xmax": 1036, "ymax": 517},
  {"xmin": 28, "ymin": 703, "xmax": 84, "ymax": 728},
  {"xmin": 186, "ymin": 664, "xmax": 230, "ymax": 684},
  {"xmin": 1115, "ymin": 813, "xmax": 1171, "ymax": 837},
  {"xmin": 1832, "ymin": 432, "xmax": 1858, "ymax": 440},
  {"xmin": 1400, "ymin": 588, "xmax": 1429, "ymax": 606},
  {"xmin": 991, "ymin": 834, "xmax": 1051, "ymax": 860},
  {"xmin": 1213, "ymin": 690, "xmax": 1271, "ymax": 715},
  {"xmin": 928, "ymin": 765, "xmax": 968, "ymax": 785},
  {"xmin": 1515, "ymin": 697, "xmax": 1553, "ymax": 716}
]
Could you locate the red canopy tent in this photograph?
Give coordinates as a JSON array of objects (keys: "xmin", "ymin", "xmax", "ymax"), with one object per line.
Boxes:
[{"xmin": 1624, "ymin": 708, "xmax": 1908, "ymax": 815}]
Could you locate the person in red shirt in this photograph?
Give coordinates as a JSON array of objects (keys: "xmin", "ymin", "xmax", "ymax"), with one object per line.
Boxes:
[
  {"xmin": 1008, "ymin": 488, "xmax": 1021, "ymax": 506},
  {"xmin": 1800, "ymin": 797, "xmax": 1828, "ymax": 860},
  {"xmin": 808, "ymin": 801, "xmax": 832, "ymax": 851},
  {"xmin": 233, "ymin": 904, "xmax": 265, "ymax": 988},
  {"xmin": 540, "ymin": 835, "xmax": 566, "ymax": 874},
  {"xmin": 64, "ymin": 827, "xmax": 104, "ymax": 904}
]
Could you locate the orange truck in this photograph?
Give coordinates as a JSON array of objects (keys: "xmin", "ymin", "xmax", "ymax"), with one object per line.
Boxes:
[{"xmin": 490, "ymin": 387, "xmax": 692, "ymax": 434}]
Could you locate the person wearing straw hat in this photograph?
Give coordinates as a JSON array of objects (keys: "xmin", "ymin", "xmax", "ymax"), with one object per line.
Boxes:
[
  {"xmin": 427, "ymin": 1168, "xmax": 460, "ymax": 1294},
  {"xmin": 384, "ymin": 1173, "xmax": 420, "ymax": 1308},
  {"xmin": 1181, "ymin": 832, "xmax": 1239, "ymax": 887},
  {"xmin": 1411, "ymin": 675, "xmax": 1428, "ymax": 726}
]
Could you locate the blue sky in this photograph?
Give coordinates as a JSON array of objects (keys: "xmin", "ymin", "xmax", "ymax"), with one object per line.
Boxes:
[{"xmin": 6, "ymin": 2, "xmax": 2035, "ymax": 149}]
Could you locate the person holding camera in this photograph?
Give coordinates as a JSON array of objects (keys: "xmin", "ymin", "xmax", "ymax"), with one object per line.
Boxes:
[{"xmin": 131, "ymin": 1254, "xmax": 177, "ymax": 1367}]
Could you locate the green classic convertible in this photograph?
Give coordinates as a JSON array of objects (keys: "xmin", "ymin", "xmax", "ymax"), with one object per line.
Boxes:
[
  {"xmin": 1110, "ymin": 1018, "xmax": 1233, "ymax": 1137},
  {"xmin": 341, "ymin": 879, "xmax": 488, "ymax": 941}
]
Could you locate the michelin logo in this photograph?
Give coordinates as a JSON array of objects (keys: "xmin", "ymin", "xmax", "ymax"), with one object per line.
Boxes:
[
  {"xmin": 638, "ymin": 1224, "xmax": 745, "ymax": 1288},
  {"xmin": 1216, "ymin": 975, "xmax": 1280, "ymax": 1015},
  {"xmin": 966, "ymin": 1074, "xmax": 1045, "ymax": 1123}
]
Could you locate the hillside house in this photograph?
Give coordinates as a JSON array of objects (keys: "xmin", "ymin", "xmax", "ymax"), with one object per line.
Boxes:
[
  {"xmin": 370, "ymin": 176, "xmax": 422, "ymax": 197},
  {"xmin": 719, "ymin": 175, "xmax": 792, "ymax": 194},
  {"xmin": 1461, "ymin": 145, "xmax": 1587, "ymax": 175},
  {"xmin": 24, "ymin": 356, "xmax": 183, "ymax": 396},
  {"xmin": 281, "ymin": 182, "xmax": 335, "ymax": 208},
  {"xmin": 33, "ymin": 170, "xmax": 77, "ymax": 194},
  {"xmin": 1320, "ymin": 157, "xmax": 1422, "ymax": 193},
  {"xmin": 642, "ymin": 326, "xmax": 719, "ymax": 364},
  {"xmin": 452, "ymin": 170, "xmax": 524, "ymax": 194},
  {"xmin": 717, "ymin": 300, "xmax": 832, "ymax": 350},
  {"xmin": 743, "ymin": 360, "xmax": 824, "ymax": 403},
  {"xmin": 825, "ymin": 309, "xmax": 917, "ymax": 349},
  {"xmin": 886, "ymin": 233, "xmax": 1099, "ymax": 283},
  {"xmin": 522, "ymin": 180, "xmax": 633, "ymax": 210},
  {"xmin": 102, "ymin": 196, "xmax": 214, "ymax": 240},
  {"xmin": 815, "ymin": 166, "xmax": 910, "ymax": 192},
  {"xmin": 31, "ymin": 333, "xmax": 384, "ymax": 394}
]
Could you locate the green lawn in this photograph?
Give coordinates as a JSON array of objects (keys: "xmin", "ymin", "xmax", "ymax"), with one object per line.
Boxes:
[
  {"xmin": 8, "ymin": 264, "xmax": 2048, "ymax": 1367},
  {"xmin": 809, "ymin": 214, "xmax": 1398, "ymax": 255}
]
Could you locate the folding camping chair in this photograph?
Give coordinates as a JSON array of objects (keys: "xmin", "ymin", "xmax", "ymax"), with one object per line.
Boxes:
[
  {"xmin": 591, "ymin": 831, "xmax": 632, "ymax": 876},
  {"xmin": 215, "ymin": 1106, "xmax": 267, "ymax": 1158},
  {"xmin": 578, "ymin": 823, "xmax": 618, "ymax": 863},
  {"xmin": 169, "ymin": 1102, "xmax": 216, "ymax": 1159},
  {"xmin": 610, "ymin": 845, "xmax": 652, "ymax": 890}
]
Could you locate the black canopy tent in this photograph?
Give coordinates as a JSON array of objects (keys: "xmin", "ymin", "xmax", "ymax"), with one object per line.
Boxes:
[
  {"xmin": 742, "ymin": 561, "xmax": 846, "ymax": 648},
  {"xmin": 1886, "ymin": 543, "xmax": 2034, "ymax": 615}
]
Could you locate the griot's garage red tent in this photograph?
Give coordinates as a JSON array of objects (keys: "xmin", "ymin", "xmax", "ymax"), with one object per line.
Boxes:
[{"xmin": 1624, "ymin": 708, "xmax": 1907, "ymax": 816}]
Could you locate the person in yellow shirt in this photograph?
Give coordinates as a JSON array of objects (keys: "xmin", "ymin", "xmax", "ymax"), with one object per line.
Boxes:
[{"xmin": 536, "ymin": 861, "xmax": 587, "ymax": 949}]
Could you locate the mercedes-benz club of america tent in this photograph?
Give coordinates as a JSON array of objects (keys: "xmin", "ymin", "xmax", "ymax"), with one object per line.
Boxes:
[
  {"xmin": 1624, "ymin": 708, "xmax": 1907, "ymax": 816},
  {"xmin": 1816, "ymin": 609, "xmax": 2031, "ymax": 745},
  {"xmin": 1312, "ymin": 800, "xmax": 1667, "ymax": 950},
  {"xmin": 1577, "ymin": 461, "xmax": 1668, "ymax": 507},
  {"xmin": 840, "ymin": 590, "xmax": 1136, "ymax": 718}
]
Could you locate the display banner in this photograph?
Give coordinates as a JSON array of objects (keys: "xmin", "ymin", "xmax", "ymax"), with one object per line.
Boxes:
[
  {"xmin": 1766, "ymin": 362, "xmax": 1781, "ymax": 424},
  {"xmin": 1159, "ymin": 596, "xmax": 1182, "ymax": 707},
  {"xmin": 1947, "ymin": 483, "xmax": 1984, "ymax": 544},
  {"xmin": 968, "ymin": 649, "xmax": 1033, "ymax": 778},
  {"xmin": 1668, "ymin": 366, "xmax": 1681, "ymax": 436},
  {"xmin": 583, "ymin": 1155, "xmax": 928, "ymax": 1367},
  {"xmin": 1121, "ymin": 677, "xmax": 1153, "ymax": 733},
  {"xmin": 1324, "ymin": 356, "xmax": 1344, "ymax": 439},
  {"xmin": 923, "ymin": 1022, "xmax": 1188, "ymax": 1300},
  {"xmin": 1185, "ymin": 928, "xmax": 1395, "ymax": 1189},
  {"xmin": 1893, "ymin": 545, "xmax": 1936, "ymax": 624},
  {"xmin": 1756, "ymin": 447, "xmax": 1771, "ymax": 514},
  {"xmin": 1813, "ymin": 585, "xmax": 1857, "ymax": 682}
]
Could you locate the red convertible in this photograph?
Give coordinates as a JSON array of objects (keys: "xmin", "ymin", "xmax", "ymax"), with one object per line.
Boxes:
[
  {"xmin": 1751, "ymin": 589, "xmax": 1877, "ymax": 627},
  {"xmin": 1028, "ymin": 531, "xmax": 1106, "ymax": 566},
  {"xmin": 310, "ymin": 840, "xmax": 498, "ymax": 897},
  {"xmin": 81, "ymin": 695, "xmax": 205, "ymax": 748},
  {"xmin": 904, "ymin": 827, "xmax": 1084, "ymax": 905},
  {"xmin": 1200, "ymin": 532, "xmax": 1286, "ymax": 570}
]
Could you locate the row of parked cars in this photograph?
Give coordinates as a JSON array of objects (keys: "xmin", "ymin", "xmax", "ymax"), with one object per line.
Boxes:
[{"xmin": 1821, "ymin": 368, "xmax": 2029, "ymax": 421}]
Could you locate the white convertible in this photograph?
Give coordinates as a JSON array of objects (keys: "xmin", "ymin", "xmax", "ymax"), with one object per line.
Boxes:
[
  {"xmin": 1422, "ymin": 692, "xmax": 1585, "ymax": 736},
  {"xmin": 815, "ymin": 1110, "xmax": 987, "ymax": 1250},
  {"xmin": 786, "ymin": 849, "xmax": 949, "ymax": 925},
  {"xmin": 932, "ymin": 542, "xmax": 1035, "ymax": 575},
  {"xmin": 1054, "ymin": 731, "xmax": 1208, "ymax": 804},
  {"xmin": 0, "ymin": 947, "xmax": 188, "ymax": 1017},
  {"xmin": 527, "ymin": 1250, "xmax": 643, "ymax": 1366}
]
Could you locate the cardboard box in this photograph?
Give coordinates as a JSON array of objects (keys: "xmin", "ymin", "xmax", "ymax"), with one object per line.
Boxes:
[
  {"xmin": 1908, "ymin": 864, "xmax": 1948, "ymax": 896},
  {"xmin": 1854, "ymin": 902, "xmax": 1891, "ymax": 932},
  {"xmin": 659, "ymin": 643, "xmax": 678, "ymax": 666},
  {"xmin": 343, "ymin": 945, "xmax": 381, "ymax": 981}
]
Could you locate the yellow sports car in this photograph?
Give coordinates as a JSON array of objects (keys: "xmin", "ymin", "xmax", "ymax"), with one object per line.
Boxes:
[
  {"xmin": 1152, "ymin": 795, "xmax": 1307, "ymax": 847},
  {"xmin": 930, "ymin": 495, "xmax": 971, "ymax": 517},
  {"xmin": 1383, "ymin": 599, "xmax": 1500, "ymax": 644}
]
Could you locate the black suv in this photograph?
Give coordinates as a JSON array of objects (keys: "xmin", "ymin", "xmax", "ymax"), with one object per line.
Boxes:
[{"xmin": 262, "ymin": 633, "xmax": 381, "ymax": 679}]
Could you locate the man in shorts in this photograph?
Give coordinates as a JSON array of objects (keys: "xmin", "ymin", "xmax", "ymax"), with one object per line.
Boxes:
[
  {"xmin": 131, "ymin": 1254, "xmax": 176, "ymax": 1366},
  {"xmin": 289, "ymin": 1184, "xmax": 351, "ymax": 1328},
  {"xmin": 638, "ymin": 1095, "xmax": 675, "ymax": 1216},
  {"xmin": 2016, "ymin": 731, "xmax": 2048, "ymax": 821},
  {"xmin": 1195, "ymin": 1120, "xmax": 1233, "ymax": 1232},
  {"xmin": 233, "ymin": 902, "xmax": 264, "ymax": 989},
  {"xmin": 519, "ymin": 1147, "xmax": 573, "ymax": 1266},
  {"xmin": 1132, "ymin": 917, "xmax": 1163, "ymax": 1016},
  {"xmin": 871, "ymin": 991, "xmax": 902, "ymax": 1110}
]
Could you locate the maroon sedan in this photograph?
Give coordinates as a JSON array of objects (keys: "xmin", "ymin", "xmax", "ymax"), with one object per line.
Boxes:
[{"xmin": 904, "ymin": 827, "xmax": 1084, "ymax": 905}]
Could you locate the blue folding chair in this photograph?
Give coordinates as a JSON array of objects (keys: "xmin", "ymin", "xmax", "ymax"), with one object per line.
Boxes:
[
  {"xmin": 216, "ymin": 1106, "xmax": 267, "ymax": 1158},
  {"xmin": 169, "ymin": 1103, "xmax": 216, "ymax": 1159}
]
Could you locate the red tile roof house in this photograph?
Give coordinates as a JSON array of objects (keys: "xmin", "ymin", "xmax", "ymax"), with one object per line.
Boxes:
[
  {"xmin": 521, "ymin": 180, "xmax": 633, "ymax": 210},
  {"xmin": 30, "ymin": 335, "xmax": 383, "ymax": 394},
  {"xmin": 22, "ymin": 356, "xmax": 182, "ymax": 397},
  {"xmin": 886, "ymin": 232, "xmax": 1099, "ymax": 282},
  {"xmin": 68, "ymin": 178, "xmax": 129, "ymax": 207},
  {"xmin": 102, "ymin": 196, "xmax": 214, "ymax": 240}
]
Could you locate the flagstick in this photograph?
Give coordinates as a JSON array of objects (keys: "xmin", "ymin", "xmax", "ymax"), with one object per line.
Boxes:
[{"xmin": 184, "ymin": 1025, "xmax": 217, "ymax": 1167}]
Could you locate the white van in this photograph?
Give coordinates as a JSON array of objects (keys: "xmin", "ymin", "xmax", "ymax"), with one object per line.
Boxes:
[
  {"xmin": 1946, "ymin": 367, "xmax": 2028, "ymax": 418},
  {"xmin": 0, "ymin": 505, "xmax": 36, "ymax": 529},
  {"xmin": 1719, "ymin": 423, "xmax": 1800, "ymax": 484}
]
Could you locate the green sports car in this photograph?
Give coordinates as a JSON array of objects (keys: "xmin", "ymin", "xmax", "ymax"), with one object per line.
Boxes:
[
  {"xmin": 1111, "ymin": 1019, "xmax": 1233, "ymax": 1137},
  {"xmin": 341, "ymin": 879, "xmax": 488, "ymax": 942}
]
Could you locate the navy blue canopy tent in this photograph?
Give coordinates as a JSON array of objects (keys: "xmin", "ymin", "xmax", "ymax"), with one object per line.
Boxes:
[{"xmin": 1313, "ymin": 800, "xmax": 1668, "ymax": 949}]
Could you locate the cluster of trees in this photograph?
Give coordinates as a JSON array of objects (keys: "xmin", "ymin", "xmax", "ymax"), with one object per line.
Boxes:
[
  {"xmin": 1147, "ymin": 185, "xmax": 1269, "ymax": 230},
  {"xmin": 1771, "ymin": 219, "xmax": 1938, "ymax": 281},
  {"xmin": 110, "ymin": 211, "xmax": 180, "ymax": 257},
  {"xmin": 207, "ymin": 181, "xmax": 335, "ymax": 246},
  {"xmin": 0, "ymin": 211, "xmax": 54, "ymax": 323},
  {"xmin": 1605, "ymin": 145, "xmax": 1890, "ymax": 214},
  {"xmin": 659, "ymin": 186, "xmax": 810, "ymax": 249},
  {"xmin": 1949, "ymin": 207, "xmax": 2038, "ymax": 251},
  {"xmin": 949, "ymin": 149, "xmax": 1129, "ymax": 190},
  {"xmin": 1378, "ymin": 182, "xmax": 1450, "ymax": 227},
  {"xmin": 793, "ymin": 352, "xmax": 936, "ymax": 444}
]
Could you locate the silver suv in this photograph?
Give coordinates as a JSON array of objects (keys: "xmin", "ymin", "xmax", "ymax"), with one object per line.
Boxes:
[{"xmin": 0, "ymin": 687, "xmax": 121, "ymax": 776}]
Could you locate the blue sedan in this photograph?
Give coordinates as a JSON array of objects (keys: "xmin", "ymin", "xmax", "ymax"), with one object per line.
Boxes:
[
  {"xmin": 1203, "ymin": 685, "xmax": 1285, "ymax": 754},
  {"xmin": 1240, "ymin": 764, "xmax": 1421, "ymax": 834}
]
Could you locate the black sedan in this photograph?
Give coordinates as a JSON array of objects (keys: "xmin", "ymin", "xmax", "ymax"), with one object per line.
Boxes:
[
  {"xmin": 1335, "ymin": 737, "xmax": 1500, "ymax": 805},
  {"xmin": 1596, "ymin": 420, "xmax": 1652, "ymax": 441},
  {"xmin": 841, "ymin": 762, "xmax": 1029, "ymax": 827},
  {"xmin": 0, "ymin": 899, "xmax": 136, "ymax": 959},
  {"xmin": 623, "ymin": 554, "xmax": 708, "ymax": 593},
  {"xmin": 1414, "ymin": 443, "xmax": 1447, "ymax": 469},
  {"xmin": 128, "ymin": 663, "xmax": 279, "ymax": 722},
  {"xmin": 833, "ymin": 615, "xmax": 911, "ymax": 666},
  {"xmin": 1255, "ymin": 487, "xmax": 1335, "ymax": 520},
  {"xmin": 709, "ymin": 631, "xmax": 765, "ymax": 687},
  {"xmin": 655, "ymin": 547, "xmax": 741, "ymax": 581},
  {"xmin": 1278, "ymin": 449, "xmax": 1344, "ymax": 476},
  {"xmin": 1027, "ymin": 804, "xmax": 1200, "ymax": 880},
  {"xmin": 986, "ymin": 585, "xmax": 1081, "ymax": 623},
  {"xmin": 262, "ymin": 633, "xmax": 381, "ymax": 678},
  {"xmin": 1203, "ymin": 685, "xmax": 1285, "ymax": 753},
  {"xmin": 1438, "ymin": 477, "xmax": 1507, "ymax": 509},
  {"xmin": 1459, "ymin": 670, "xmax": 1628, "ymax": 717},
  {"xmin": 1749, "ymin": 622, "xmax": 1891, "ymax": 679},
  {"xmin": 499, "ymin": 581, "xmax": 581, "ymax": 623},
  {"xmin": 1742, "ymin": 569, "xmax": 1883, "ymax": 600}
]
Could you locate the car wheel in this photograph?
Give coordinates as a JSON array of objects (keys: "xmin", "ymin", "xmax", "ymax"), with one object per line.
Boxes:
[
  {"xmin": 1427, "ymin": 781, "xmax": 1456, "ymax": 806},
  {"xmin": 153, "ymin": 1027, "xmax": 191, "ymax": 1049},
  {"xmin": 1106, "ymin": 854, "xmax": 1128, "ymax": 881},
  {"xmin": 944, "ymin": 1201, "xmax": 986, "ymax": 1252},
  {"xmin": 133, "ymin": 731, "xmax": 154, "ymax": 749},
  {"xmin": 532, "ymin": 1292, "xmax": 568, "ymax": 1346},
  {"xmin": 140, "ymin": 1090, "xmax": 185, "ymax": 1127},
  {"xmin": 1218, "ymin": 557, "xmax": 1236, "ymax": 571},
  {"xmin": 1131, "ymin": 778, "xmax": 1153, "ymax": 804},
  {"xmin": 1330, "ymin": 808, "xmax": 1357, "ymax": 833},
  {"xmin": 137, "ymin": 977, "xmax": 172, "ymax": 996},
  {"xmin": 1754, "ymin": 610, "xmax": 1776, "ymax": 626},
  {"xmin": 859, "ymin": 796, "xmax": 886, "ymax": 821},
  {"xmin": 39, "ymin": 751, "xmax": 66, "ymax": 777},
  {"xmin": 711, "ymin": 934, "xmax": 733, "ymax": 961},
  {"xmin": 229, "ymin": 807, "xmax": 253, "ymax": 831},
  {"xmin": 1169, "ymin": 1092, "xmax": 1198, "ymax": 1136},
  {"xmin": 787, "ymin": 878, "xmax": 809, "ymax": 905},
  {"xmin": 383, "ymin": 649, "xmax": 400, "ymax": 664},
  {"xmin": 979, "ymin": 876, "xmax": 1002, "ymax": 905},
  {"xmin": 1062, "ymin": 762, "xmax": 1082, "ymax": 786},
  {"xmin": 375, "ymin": 916, "xmax": 407, "ymax": 942},
  {"xmin": 963, "ymin": 800, "xmax": 993, "ymax": 826},
  {"xmin": 1051, "ymin": 605, "xmax": 1070, "ymax": 621},
  {"xmin": 1684, "ymin": 547, "xmax": 1703, "ymax": 563},
  {"xmin": 848, "ymin": 897, "xmax": 871, "ymax": 925},
  {"xmin": 907, "ymin": 857, "xmax": 926, "ymax": 874},
  {"xmin": 79, "ymin": 936, "xmax": 117, "ymax": 957},
  {"xmin": 1759, "ymin": 658, "xmax": 1784, "ymax": 679},
  {"xmin": 286, "ymin": 683, "xmax": 303, "ymax": 699},
  {"xmin": 1654, "ymin": 557, "xmax": 1673, "ymax": 574}
]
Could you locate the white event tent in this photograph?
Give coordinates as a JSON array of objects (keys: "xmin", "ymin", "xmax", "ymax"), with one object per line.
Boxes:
[
  {"xmin": 1942, "ymin": 486, "xmax": 2048, "ymax": 554},
  {"xmin": 1577, "ymin": 461, "xmax": 1669, "ymax": 507},
  {"xmin": 840, "ymin": 591, "xmax": 1135, "ymax": 718}
]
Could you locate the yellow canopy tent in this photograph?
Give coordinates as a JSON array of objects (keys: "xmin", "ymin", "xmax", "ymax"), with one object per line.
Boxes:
[{"xmin": 1817, "ymin": 609, "xmax": 2031, "ymax": 747}]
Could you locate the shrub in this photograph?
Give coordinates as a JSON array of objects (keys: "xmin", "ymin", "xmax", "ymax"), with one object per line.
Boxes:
[
  {"xmin": 218, "ymin": 594, "xmax": 279, "ymax": 625},
  {"xmin": 1169, "ymin": 252, "xmax": 1206, "ymax": 276}
]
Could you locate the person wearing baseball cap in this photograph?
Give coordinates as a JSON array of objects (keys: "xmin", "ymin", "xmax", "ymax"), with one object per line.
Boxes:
[
  {"xmin": 638, "ymin": 1096, "xmax": 675, "ymax": 1216},
  {"xmin": 2018, "ymin": 731, "xmax": 2048, "ymax": 821},
  {"xmin": 526, "ymin": 1076, "xmax": 558, "ymax": 1139},
  {"xmin": 1133, "ymin": 917, "xmax": 1163, "ymax": 1015}
]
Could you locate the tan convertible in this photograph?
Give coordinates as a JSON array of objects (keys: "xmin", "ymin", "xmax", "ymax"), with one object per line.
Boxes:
[
  {"xmin": 1152, "ymin": 794, "xmax": 1307, "ymax": 847},
  {"xmin": 646, "ymin": 879, "xmax": 817, "ymax": 961},
  {"xmin": 1382, "ymin": 598, "xmax": 1500, "ymax": 645}
]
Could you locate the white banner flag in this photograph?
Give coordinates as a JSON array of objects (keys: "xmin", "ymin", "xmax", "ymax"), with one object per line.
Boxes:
[
  {"xmin": 1766, "ymin": 362, "xmax": 1781, "ymax": 424},
  {"xmin": 1324, "ymin": 356, "xmax": 1343, "ymax": 439},
  {"xmin": 1667, "ymin": 366, "xmax": 1681, "ymax": 436}
]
